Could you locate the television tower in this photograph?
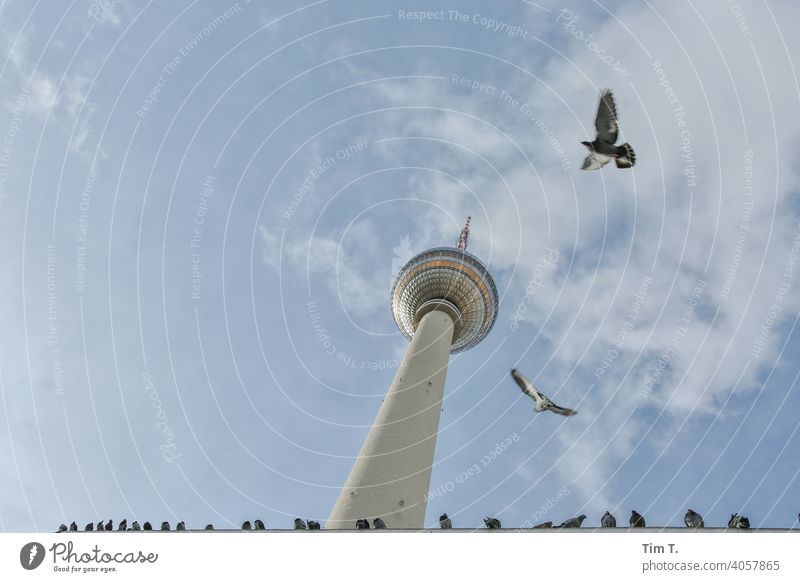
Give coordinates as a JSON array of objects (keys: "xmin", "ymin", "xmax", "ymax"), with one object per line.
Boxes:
[{"xmin": 326, "ymin": 217, "xmax": 498, "ymax": 528}]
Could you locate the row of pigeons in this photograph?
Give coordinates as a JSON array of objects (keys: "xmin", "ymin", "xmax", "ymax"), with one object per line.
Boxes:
[
  {"xmin": 476, "ymin": 510, "xmax": 751, "ymax": 529},
  {"xmin": 57, "ymin": 510, "xmax": 753, "ymax": 532},
  {"xmin": 57, "ymin": 518, "xmax": 272, "ymax": 532}
]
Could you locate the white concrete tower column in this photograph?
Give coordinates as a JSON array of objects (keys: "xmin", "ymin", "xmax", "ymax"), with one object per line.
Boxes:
[
  {"xmin": 326, "ymin": 306, "xmax": 456, "ymax": 529},
  {"xmin": 327, "ymin": 218, "xmax": 498, "ymax": 529}
]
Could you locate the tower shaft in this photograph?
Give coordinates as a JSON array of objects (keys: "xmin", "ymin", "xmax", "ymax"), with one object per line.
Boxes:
[{"xmin": 326, "ymin": 309, "xmax": 455, "ymax": 529}]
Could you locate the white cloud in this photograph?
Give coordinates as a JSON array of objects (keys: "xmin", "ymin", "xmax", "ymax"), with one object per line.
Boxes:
[
  {"xmin": 26, "ymin": 73, "xmax": 59, "ymax": 114},
  {"xmin": 315, "ymin": 1, "xmax": 800, "ymax": 511},
  {"xmin": 260, "ymin": 218, "xmax": 391, "ymax": 319}
]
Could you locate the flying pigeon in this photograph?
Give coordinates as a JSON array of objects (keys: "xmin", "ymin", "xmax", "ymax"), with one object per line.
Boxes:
[
  {"xmin": 532, "ymin": 521, "xmax": 552, "ymax": 529},
  {"xmin": 143, "ymin": 522, "xmax": 152, "ymax": 531},
  {"xmin": 439, "ymin": 513, "xmax": 452, "ymax": 529},
  {"xmin": 254, "ymin": 519, "xmax": 265, "ymax": 530},
  {"xmin": 104, "ymin": 520, "xmax": 113, "ymax": 531},
  {"xmin": 204, "ymin": 524, "xmax": 214, "ymax": 530},
  {"xmin": 85, "ymin": 522, "xmax": 94, "ymax": 531},
  {"xmin": 684, "ymin": 510, "xmax": 704, "ymax": 528},
  {"xmin": 355, "ymin": 519, "xmax": 370, "ymax": 530},
  {"xmin": 160, "ymin": 521, "xmax": 170, "ymax": 531},
  {"xmin": 372, "ymin": 518, "xmax": 387, "ymax": 529},
  {"xmin": 57, "ymin": 524, "xmax": 68, "ymax": 532},
  {"xmin": 630, "ymin": 511, "xmax": 645, "ymax": 528},
  {"xmin": 307, "ymin": 520, "xmax": 321, "ymax": 530},
  {"xmin": 176, "ymin": 521, "xmax": 185, "ymax": 531},
  {"xmin": 118, "ymin": 519, "xmax": 127, "ymax": 531},
  {"xmin": 294, "ymin": 518, "xmax": 307, "ymax": 530},
  {"xmin": 69, "ymin": 522, "xmax": 78, "ymax": 532},
  {"xmin": 558, "ymin": 515, "xmax": 587, "ymax": 528},
  {"xmin": 484, "ymin": 517, "xmax": 502, "ymax": 529},
  {"xmin": 728, "ymin": 513, "xmax": 750, "ymax": 529},
  {"xmin": 601, "ymin": 511, "xmax": 617, "ymax": 528},
  {"xmin": 581, "ymin": 89, "xmax": 636, "ymax": 170},
  {"xmin": 241, "ymin": 521, "xmax": 251, "ymax": 530},
  {"xmin": 131, "ymin": 521, "xmax": 140, "ymax": 531},
  {"xmin": 510, "ymin": 369, "xmax": 577, "ymax": 416}
]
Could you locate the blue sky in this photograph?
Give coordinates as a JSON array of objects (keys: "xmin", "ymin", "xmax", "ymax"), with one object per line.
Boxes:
[{"xmin": 1, "ymin": 0, "xmax": 799, "ymax": 532}]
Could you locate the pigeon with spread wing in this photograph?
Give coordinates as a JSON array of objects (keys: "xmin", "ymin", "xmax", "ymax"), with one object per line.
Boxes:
[
  {"xmin": 510, "ymin": 369, "xmax": 577, "ymax": 417},
  {"xmin": 581, "ymin": 89, "xmax": 636, "ymax": 170}
]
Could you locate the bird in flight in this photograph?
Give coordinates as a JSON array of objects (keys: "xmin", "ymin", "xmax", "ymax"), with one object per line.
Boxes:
[
  {"xmin": 510, "ymin": 369, "xmax": 577, "ymax": 416},
  {"xmin": 581, "ymin": 89, "xmax": 636, "ymax": 170}
]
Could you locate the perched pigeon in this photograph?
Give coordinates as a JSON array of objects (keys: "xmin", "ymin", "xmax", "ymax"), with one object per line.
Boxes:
[
  {"xmin": 176, "ymin": 521, "xmax": 185, "ymax": 531},
  {"xmin": 294, "ymin": 518, "xmax": 307, "ymax": 530},
  {"xmin": 581, "ymin": 89, "xmax": 636, "ymax": 170},
  {"xmin": 684, "ymin": 510, "xmax": 704, "ymax": 528},
  {"xmin": 69, "ymin": 522, "xmax": 78, "ymax": 532},
  {"xmin": 372, "ymin": 518, "xmax": 387, "ymax": 529},
  {"xmin": 439, "ymin": 513, "xmax": 452, "ymax": 529},
  {"xmin": 57, "ymin": 524, "xmax": 68, "ymax": 532},
  {"xmin": 484, "ymin": 517, "xmax": 502, "ymax": 529},
  {"xmin": 532, "ymin": 521, "xmax": 552, "ymax": 529},
  {"xmin": 97, "ymin": 520, "xmax": 104, "ymax": 531},
  {"xmin": 558, "ymin": 515, "xmax": 587, "ymax": 528},
  {"xmin": 630, "ymin": 511, "xmax": 646, "ymax": 528},
  {"xmin": 204, "ymin": 524, "xmax": 214, "ymax": 530},
  {"xmin": 131, "ymin": 521, "xmax": 140, "ymax": 531},
  {"xmin": 307, "ymin": 520, "xmax": 321, "ymax": 530},
  {"xmin": 241, "ymin": 521, "xmax": 252, "ymax": 530},
  {"xmin": 728, "ymin": 513, "xmax": 750, "ymax": 529},
  {"xmin": 511, "ymin": 369, "xmax": 577, "ymax": 416},
  {"xmin": 118, "ymin": 519, "xmax": 127, "ymax": 531},
  {"xmin": 254, "ymin": 519, "xmax": 265, "ymax": 530},
  {"xmin": 160, "ymin": 521, "xmax": 170, "ymax": 531},
  {"xmin": 85, "ymin": 522, "xmax": 94, "ymax": 531},
  {"xmin": 355, "ymin": 518, "xmax": 370, "ymax": 530},
  {"xmin": 601, "ymin": 512, "xmax": 617, "ymax": 528},
  {"xmin": 104, "ymin": 520, "xmax": 113, "ymax": 531},
  {"xmin": 143, "ymin": 522, "xmax": 152, "ymax": 531}
]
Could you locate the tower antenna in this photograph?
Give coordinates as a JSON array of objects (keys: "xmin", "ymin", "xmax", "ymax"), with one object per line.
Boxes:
[{"xmin": 456, "ymin": 215, "xmax": 471, "ymax": 250}]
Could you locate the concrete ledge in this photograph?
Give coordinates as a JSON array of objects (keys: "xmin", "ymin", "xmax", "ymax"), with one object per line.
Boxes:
[{"xmin": 60, "ymin": 527, "xmax": 800, "ymax": 533}]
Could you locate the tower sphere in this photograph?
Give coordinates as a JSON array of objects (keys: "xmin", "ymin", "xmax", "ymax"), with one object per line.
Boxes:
[{"xmin": 390, "ymin": 246, "xmax": 498, "ymax": 353}]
